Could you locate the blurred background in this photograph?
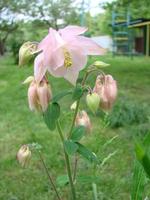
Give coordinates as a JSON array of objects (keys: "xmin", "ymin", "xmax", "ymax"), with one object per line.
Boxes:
[{"xmin": 0, "ymin": 0, "xmax": 150, "ymax": 200}]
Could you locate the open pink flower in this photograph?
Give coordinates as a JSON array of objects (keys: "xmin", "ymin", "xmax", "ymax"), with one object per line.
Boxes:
[
  {"xmin": 34, "ymin": 26, "xmax": 105, "ymax": 85},
  {"xmin": 93, "ymin": 75, "xmax": 117, "ymax": 110}
]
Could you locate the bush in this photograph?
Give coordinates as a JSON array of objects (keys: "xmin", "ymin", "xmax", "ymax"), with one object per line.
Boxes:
[{"xmin": 107, "ymin": 98, "xmax": 149, "ymax": 128}]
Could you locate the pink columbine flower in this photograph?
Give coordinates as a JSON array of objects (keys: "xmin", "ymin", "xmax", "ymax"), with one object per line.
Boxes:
[
  {"xmin": 28, "ymin": 78, "xmax": 52, "ymax": 112},
  {"xmin": 93, "ymin": 75, "xmax": 117, "ymax": 110},
  {"xmin": 34, "ymin": 25, "xmax": 105, "ymax": 85},
  {"xmin": 75, "ymin": 110, "xmax": 92, "ymax": 132}
]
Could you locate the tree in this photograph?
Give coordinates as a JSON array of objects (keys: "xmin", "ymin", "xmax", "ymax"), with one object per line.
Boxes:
[{"xmin": 0, "ymin": 0, "xmax": 80, "ymax": 56}]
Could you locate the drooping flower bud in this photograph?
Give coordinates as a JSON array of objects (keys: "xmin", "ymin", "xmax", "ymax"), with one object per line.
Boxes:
[
  {"xmin": 70, "ymin": 101, "xmax": 77, "ymax": 110},
  {"xmin": 93, "ymin": 61, "xmax": 110, "ymax": 68},
  {"xmin": 86, "ymin": 92, "xmax": 100, "ymax": 114},
  {"xmin": 28, "ymin": 78, "xmax": 52, "ymax": 112},
  {"xmin": 17, "ymin": 145, "xmax": 31, "ymax": 167},
  {"xmin": 37, "ymin": 80, "xmax": 52, "ymax": 112},
  {"xmin": 22, "ymin": 76, "xmax": 34, "ymax": 84},
  {"xmin": 93, "ymin": 74, "xmax": 117, "ymax": 110},
  {"xmin": 75, "ymin": 110, "xmax": 92, "ymax": 132},
  {"xmin": 19, "ymin": 41, "xmax": 39, "ymax": 67}
]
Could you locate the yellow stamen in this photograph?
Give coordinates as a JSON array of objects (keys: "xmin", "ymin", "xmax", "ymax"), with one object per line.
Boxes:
[{"xmin": 63, "ymin": 48, "xmax": 72, "ymax": 68}]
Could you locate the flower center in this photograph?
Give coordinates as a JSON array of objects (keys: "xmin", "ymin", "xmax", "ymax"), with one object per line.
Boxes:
[{"xmin": 63, "ymin": 48, "xmax": 72, "ymax": 68}]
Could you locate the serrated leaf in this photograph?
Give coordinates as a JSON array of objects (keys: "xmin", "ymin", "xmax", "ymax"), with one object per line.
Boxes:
[
  {"xmin": 71, "ymin": 126, "xmax": 85, "ymax": 142},
  {"xmin": 43, "ymin": 102, "xmax": 60, "ymax": 131},
  {"xmin": 56, "ymin": 175, "xmax": 69, "ymax": 187},
  {"xmin": 64, "ymin": 140, "xmax": 78, "ymax": 155},
  {"xmin": 77, "ymin": 143, "xmax": 98, "ymax": 163},
  {"xmin": 72, "ymin": 84, "xmax": 83, "ymax": 100},
  {"xmin": 52, "ymin": 90, "xmax": 72, "ymax": 102}
]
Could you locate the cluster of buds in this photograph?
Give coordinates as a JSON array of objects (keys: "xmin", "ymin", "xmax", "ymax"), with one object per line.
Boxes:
[
  {"xmin": 28, "ymin": 78, "xmax": 52, "ymax": 112},
  {"xmin": 17, "ymin": 145, "xmax": 31, "ymax": 167},
  {"xmin": 75, "ymin": 110, "xmax": 92, "ymax": 132},
  {"xmin": 93, "ymin": 74, "xmax": 117, "ymax": 110},
  {"xmin": 86, "ymin": 74, "xmax": 117, "ymax": 113}
]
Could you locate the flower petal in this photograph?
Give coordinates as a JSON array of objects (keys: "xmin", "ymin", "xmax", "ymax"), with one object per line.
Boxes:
[
  {"xmin": 64, "ymin": 69, "xmax": 79, "ymax": 85},
  {"xmin": 71, "ymin": 36, "xmax": 106, "ymax": 55},
  {"xmin": 38, "ymin": 28, "xmax": 65, "ymax": 68},
  {"xmin": 34, "ymin": 53, "xmax": 47, "ymax": 83},
  {"xmin": 59, "ymin": 25, "xmax": 88, "ymax": 36}
]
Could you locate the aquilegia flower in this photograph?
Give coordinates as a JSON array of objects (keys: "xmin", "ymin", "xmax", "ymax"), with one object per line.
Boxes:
[
  {"xmin": 34, "ymin": 25, "xmax": 105, "ymax": 85},
  {"xmin": 93, "ymin": 74, "xmax": 117, "ymax": 110}
]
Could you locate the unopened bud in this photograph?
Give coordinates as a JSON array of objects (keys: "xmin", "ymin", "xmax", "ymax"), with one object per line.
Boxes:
[
  {"xmin": 19, "ymin": 41, "xmax": 39, "ymax": 66},
  {"xmin": 93, "ymin": 61, "xmax": 110, "ymax": 68},
  {"xmin": 17, "ymin": 145, "xmax": 31, "ymax": 167},
  {"xmin": 75, "ymin": 110, "xmax": 92, "ymax": 132},
  {"xmin": 22, "ymin": 76, "xmax": 34, "ymax": 84},
  {"xmin": 70, "ymin": 101, "xmax": 77, "ymax": 110},
  {"xmin": 28, "ymin": 79, "xmax": 52, "ymax": 112},
  {"xmin": 93, "ymin": 75, "xmax": 117, "ymax": 110},
  {"xmin": 86, "ymin": 93, "xmax": 100, "ymax": 113}
]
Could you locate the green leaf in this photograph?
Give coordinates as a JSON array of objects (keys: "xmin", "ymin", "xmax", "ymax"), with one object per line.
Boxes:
[
  {"xmin": 135, "ymin": 142, "xmax": 145, "ymax": 161},
  {"xmin": 131, "ymin": 160, "xmax": 146, "ymax": 200},
  {"xmin": 72, "ymin": 84, "xmax": 83, "ymax": 100},
  {"xmin": 135, "ymin": 142, "xmax": 150, "ymax": 178},
  {"xmin": 71, "ymin": 126, "xmax": 85, "ymax": 142},
  {"xmin": 64, "ymin": 140, "xmax": 78, "ymax": 155},
  {"xmin": 52, "ymin": 90, "xmax": 72, "ymax": 102},
  {"xmin": 56, "ymin": 175, "xmax": 69, "ymax": 187},
  {"xmin": 141, "ymin": 154, "xmax": 150, "ymax": 178},
  {"xmin": 77, "ymin": 143, "xmax": 98, "ymax": 163},
  {"xmin": 43, "ymin": 102, "xmax": 60, "ymax": 131}
]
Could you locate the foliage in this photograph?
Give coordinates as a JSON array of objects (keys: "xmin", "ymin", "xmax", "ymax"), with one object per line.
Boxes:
[
  {"xmin": 0, "ymin": 55, "xmax": 150, "ymax": 199},
  {"xmin": 107, "ymin": 99, "xmax": 149, "ymax": 128}
]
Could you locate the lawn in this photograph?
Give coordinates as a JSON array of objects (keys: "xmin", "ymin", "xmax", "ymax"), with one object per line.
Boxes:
[{"xmin": 0, "ymin": 54, "xmax": 150, "ymax": 200}]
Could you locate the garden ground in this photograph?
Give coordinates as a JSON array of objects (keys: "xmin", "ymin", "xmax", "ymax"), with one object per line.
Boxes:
[{"xmin": 0, "ymin": 55, "xmax": 150, "ymax": 200}]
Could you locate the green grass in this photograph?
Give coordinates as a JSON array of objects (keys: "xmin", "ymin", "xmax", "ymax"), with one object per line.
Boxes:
[{"xmin": 0, "ymin": 55, "xmax": 150, "ymax": 200}]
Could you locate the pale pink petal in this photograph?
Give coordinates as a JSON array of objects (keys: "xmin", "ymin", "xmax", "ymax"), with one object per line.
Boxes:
[
  {"xmin": 70, "ymin": 48, "xmax": 87, "ymax": 70},
  {"xmin": 47, "ymin": 65, "xmax": 66, "ymax": 77},
  {"xmin": 38, "ymin": 28, "xmax": 65, "ymax": 51},
  {"xmin": 50, "ymin": 48, "xmax": 65, "ymax": 69},
  {"xmin": 37, "ymin": 82, "xmax": 52, "ymax": 112},
  {"xmin": 28, "ymin": 82, "xmax": 38, "ymax": 111},
  {"xmin": 71, "ymin": 36, "xmax": 106, "ymax": 55},
  {"xmin": 59, "ymin": 26, "xmax": 88, "ymax": 36},
  {"xmin": 34, "ymin": 53, "xmax": 47, "ymax": 83},
  {"xmin": 38, "ymin": 28, "xmax": 65, "ymax": 68},
  {"xmin": 64, "ymin": 69, "xmax": 79, "ymax": 85}
]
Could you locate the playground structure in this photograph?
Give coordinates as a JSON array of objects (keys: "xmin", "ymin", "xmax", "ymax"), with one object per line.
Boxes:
[{"xmin": 112, "ymin": 11, "xmax": 150, "ymax": 56}]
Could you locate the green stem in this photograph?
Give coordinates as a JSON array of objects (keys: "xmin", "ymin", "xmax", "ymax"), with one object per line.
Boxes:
[
  {"xmin": 56, "ymin": 121, "xmax": 76, "ymax": 200},
  {"xmin": 68, "ymin": 71, "xmax": 90, "ymax": 139},
  {"xmin": 68, "ymin": 99, "xmax": 80, "ymax": 138},
  {"xmin": 38, "ymin": 151, "xmax": 62, "ymax": 200},
  {"xmin": 73, "ymin": 155, "xmax": 78, "ymax": 182}
]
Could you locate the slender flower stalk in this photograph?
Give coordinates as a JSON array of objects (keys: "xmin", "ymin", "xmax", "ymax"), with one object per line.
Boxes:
[
  {"xmin": 56, "ymin": 120, "xmax": 76, "ymax": 200},
  {"xmin": 73, "ymin": 155, "xmax": 78, "ymax": 182},
  {"xmin": 38, "ymin": 151, "xmax": 62, "ymax": 200}
]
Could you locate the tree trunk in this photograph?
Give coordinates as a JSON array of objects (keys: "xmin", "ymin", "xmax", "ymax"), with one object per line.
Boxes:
[{"xmin": 0, "ymin": 40, "xmax": 5, "ymax": 55}]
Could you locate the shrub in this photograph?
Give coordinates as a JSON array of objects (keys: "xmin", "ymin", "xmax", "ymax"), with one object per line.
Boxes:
[{"xmin": 107, "ymin": 98, "xmax": 149, "ymax": 128}]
